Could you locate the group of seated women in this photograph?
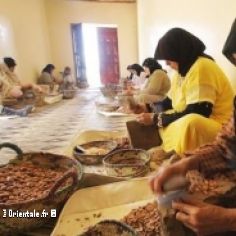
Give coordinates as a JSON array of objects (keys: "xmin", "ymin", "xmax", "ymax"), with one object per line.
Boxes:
[
  {"xmin": 38, "ymin": 64, "xmax": 76, "ymax": 93},
  {"xmin": 125, "ymin": 27, "xmax": 234, "ymax": 156},
  {"xmin": 0, "ymin": 57, "xmax": 42, "ymax": 100},
  {"xmin": 123, "ymin": 58, "xmax": 170, "ymax": 112},
  {"xmin": 0, "ymin": 58, "xmax": 76, "ymax": 116}
]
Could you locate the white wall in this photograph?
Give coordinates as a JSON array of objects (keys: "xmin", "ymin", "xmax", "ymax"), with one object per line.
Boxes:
[
  {"xmin": 0, "ymin": 0, "xmax": 137, "ymax": 82},
  {"xmin": 44, "ymin": 0, "xmax": 138, "ymax": 78},
  {"xmin": 0, "ymin": 0, "xmax": 51, "ymax": 83},
  {"xmin": 0, "ymin": 16, "xmax": 17, "ymax": 59},
  {"xmin": 137, "ymin": 0, "xmax": 236, "ymax": 90}
]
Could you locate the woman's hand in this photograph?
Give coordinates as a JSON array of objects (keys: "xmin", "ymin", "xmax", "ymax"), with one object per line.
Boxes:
[
  {"xmin": 122, "ymin": 89, "xmax": 133, "ymax": 96},
  {"xmin": 149, "ymin": 158, "xmax": 196, "ymax": 195},
  {"xmin": 21, "ymin": 83, "xmax": 33, "ymax": 89},
  {"xmin": 9, "ymin": 86, "xmax": 23, "ymax": 98},
  {"xmin": 173, "ymin": 198, "xmax": 236, "ymax": 235},
  {"xmin": 136, "ymin": 113, "xmax": 153, "ymax": 125}
]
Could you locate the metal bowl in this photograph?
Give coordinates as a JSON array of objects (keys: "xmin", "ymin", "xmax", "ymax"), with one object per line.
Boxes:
[
  {"xmin": 73, "ymin": 140, "xmax": 118, "ymax": 165},
  {"xmin": 103, "ymin": 149, "xmax": 150, "ymax": 178},
  {"xmin": 95, "ymin": 101, "xmax": 119, "ymax": 112}
]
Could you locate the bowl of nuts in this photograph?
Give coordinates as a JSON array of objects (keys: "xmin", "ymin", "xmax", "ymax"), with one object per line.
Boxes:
[
  {"xmin": 73, "ymin": 140, "xmax": 118, "ymax": 165},
  {"xmin": 80, "ymin": 220, "xmax": 138, "ymax": 236},
  {"xmin": 103, "ymin": 149, "xmax": 150, "ymax": 178},
  {"xmin": 0, "ymin": 142, "xmax": 83, "ymax": 235}
]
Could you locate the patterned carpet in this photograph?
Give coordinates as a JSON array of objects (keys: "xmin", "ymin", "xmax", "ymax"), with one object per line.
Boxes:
[{"xmin": 0, "ymin": 89, "xmax": 131, "ymax": 165}]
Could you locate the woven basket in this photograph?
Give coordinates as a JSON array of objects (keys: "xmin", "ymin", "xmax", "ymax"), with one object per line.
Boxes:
[
  {"xmin": 0, "ymin": 142, "xmax": 83, "ymax": 235},
  {"xmin": 80, "ymin": 220, "xmax": 138, "ymax": 236},
  {"xmin": 34, "ymin": 92, "xmax": 46, "ymax": 107},
  {"xmin": 2, "ymin": 98, "xmax": 25, "ymax": 109},
  {"xmin": 63, "ymin": 89, "xmax": 77, "ymax": 99},
  {"xmin": 2, "ymin": 90, "xmax": 37, "ymax": 109},
  {"xmin": 103, "ymin": 149, "xmax": 150, "ymax": 178},
  {"xmin": 73, "ymin": 140, "xmax": 118, "ymax": 165}
]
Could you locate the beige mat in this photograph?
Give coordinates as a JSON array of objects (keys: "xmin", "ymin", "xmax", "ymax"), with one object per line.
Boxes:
[
  {"xmin": 44, "ymin": 94, "xmax": 63, "ymax": 104},
  {"xmin": 52, "ymin": 177, "xmax": 155, "ymax": 236}
]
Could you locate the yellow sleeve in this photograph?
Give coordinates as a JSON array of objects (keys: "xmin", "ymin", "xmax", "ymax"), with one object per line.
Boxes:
[
  {"xmin": 168, "ymin": 73, "xmax": 178, "ymax": 100},
  {"xmin": 185, "ymin": 60, "xmax": 217, "ymax": 105}
]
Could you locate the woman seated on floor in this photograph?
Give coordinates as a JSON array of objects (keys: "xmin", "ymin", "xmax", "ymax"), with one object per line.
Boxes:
[
  {"xmin": 137, "ymin": 58, "xmax": 170, "ymax": 104},
  {"xmin": 137, "ymin": 28, "xmax": 234, "ymax": 154},
  {"xmin": 120, "ymin": 58, "xmax": 171, "ymax": 113},
  {"xmin": 0, "ymin": 58, "xmax": 38, "ymax": 116},
  {"xmin": 62, "ymin": 66, "xmax": 76, "ymax": 90},
  {"xmin": 38, "ymin": 64, "xmax": 62, "ymax": 93},
  {"xmin": 150, "ymin": 20, "xmax": 236, "ymax": 236},
  {"xmin": 0, "ymin": 57, "xmax": 42, "ymax": 100}
]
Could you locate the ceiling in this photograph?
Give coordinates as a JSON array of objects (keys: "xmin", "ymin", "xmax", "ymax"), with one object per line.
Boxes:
[{"xmin": 68, "ymin": 0, "xmax": 136, "ymax": 3}]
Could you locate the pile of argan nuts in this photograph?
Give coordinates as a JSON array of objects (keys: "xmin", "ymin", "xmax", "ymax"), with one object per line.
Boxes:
[
  {"xmin": 0, "ymin": 162, "xmax": 65, "ymax": 204},
  {"xmin": 123, "ymin": 202, "xmax": 160, "ymax": 236},
  {"xmin": 81, "ymin": 221, "xmax": 135, "ymax": 236},
  {"xmin": 114, "ymin": 137, "xmax": 131, "ymax": 149},
  {"xmin": 187, "ymin": 170, "xmax": 229, "ymax": 196}
]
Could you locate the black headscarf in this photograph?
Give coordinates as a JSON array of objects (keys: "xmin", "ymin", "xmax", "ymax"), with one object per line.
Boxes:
[
  {"xmin": 154, "ymin": 28, "xmax": 213, "ymax": 76},
  {"xmin": 4, "ymin": 57, "xmax": 17, "ymax": 68},
  {"xmin": 42, "ymin": 64, "xmax": 55, "ymax": 74},
  {"xmin": 223, "ymin": 18, "xmax": 236, "ymax": 66},
  {"xmin": 128, "ymin": 64, "xmax": 144, "ymax": 76},
  {"xmin": 142, "ymin": 58, "xmax": 163, "ymax": 75}
]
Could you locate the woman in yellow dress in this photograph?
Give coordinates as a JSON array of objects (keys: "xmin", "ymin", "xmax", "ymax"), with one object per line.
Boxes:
[{"xmin": 137, "ymin": 28, "xmax": 234, "ymax": 154}]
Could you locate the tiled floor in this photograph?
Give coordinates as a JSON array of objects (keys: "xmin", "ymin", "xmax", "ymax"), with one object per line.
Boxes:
[{"xmin": 0, "ymin": 89, "xmax": 131, "ymax": 165}]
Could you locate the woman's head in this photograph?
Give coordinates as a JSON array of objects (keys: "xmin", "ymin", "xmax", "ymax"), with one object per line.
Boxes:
[
  {"xmin": 142, "ymin": 58, "xmax": 162, "ymax": 76},
  {"xmin": 154, "ymin": 28, "xmax": 212, "ymax": 76},
  {"xmin": 4, "ymin": 57, "xmax": 17, "ymax": 72},
  {"xmin": 42, "ymin": 64, "xmax": 55, "ymax": 74},
  {"xmin": 64, "ymin": 66, "xmax": 71, "ymax": 76},
  {"xmin": 127, "ymin": 64, "xmax": 144, "ymax": 76}
]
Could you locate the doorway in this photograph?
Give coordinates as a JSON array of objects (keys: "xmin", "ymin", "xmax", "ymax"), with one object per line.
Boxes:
[{"xmin": 71, "ymin": 23, "xmax": 120, "ymax": 88}]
